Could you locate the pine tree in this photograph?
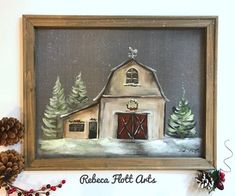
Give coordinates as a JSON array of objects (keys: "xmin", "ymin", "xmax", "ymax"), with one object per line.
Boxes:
[
  {"xmin": 41, "ymin": 76, "xmax": 69, "ymax": 139},
  {"xmin": 67, "ymin": 73, "xmax": 88, "ymax": 111},
  {"xmin": 167, "ymin": 88, "xmax": 197, "ymax": 138}
]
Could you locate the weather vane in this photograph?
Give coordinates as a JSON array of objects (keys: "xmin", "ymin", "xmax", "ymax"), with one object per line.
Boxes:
[{"xmin": 128, "ymin": 47, "xmax": 138, "ymax": 59}]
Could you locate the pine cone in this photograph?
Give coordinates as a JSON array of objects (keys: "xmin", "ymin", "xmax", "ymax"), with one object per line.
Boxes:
[
  {"xmin": 0, "ymin": 150, "xmax": 24, "ymax": 187},
  {"xmin": 0, "ymin": 117, "xmax": 24, "ymax": 146},
  {"xmin": 196, "ymin": 170, "xmax": 214, "ymax": 191}
]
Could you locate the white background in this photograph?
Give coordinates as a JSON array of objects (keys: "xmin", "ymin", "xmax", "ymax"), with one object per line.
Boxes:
[{"xmin": 0, "ymin": 0, "xmax": 234, "ymax": 195}]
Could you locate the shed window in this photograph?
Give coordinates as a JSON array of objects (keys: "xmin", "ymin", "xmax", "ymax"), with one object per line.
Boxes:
[
  {"xmin": 126, "ymin": 68, "xmax": 138, "ymax": 84},
  {"xmin": 69, "ymin": 122, "xmax": 85, "ymax": 132}
]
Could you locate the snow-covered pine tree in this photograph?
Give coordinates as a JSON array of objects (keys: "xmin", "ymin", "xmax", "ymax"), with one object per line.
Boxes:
[
  {"xmin": 41, "ymin": 76, "xmax": 69, "ymax": 139},
  {"xmin": 67, "ymin": 73, "xmax": 88, "ymax": 111},
  {"xmin": 167, "ymin": 88, "xmax": 197, "ymax": 138}
]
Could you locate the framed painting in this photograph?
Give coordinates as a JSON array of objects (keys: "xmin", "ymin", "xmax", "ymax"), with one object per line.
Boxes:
[{"xmin": 23, "ymin": 15, "xmax": 217, "ymax": 170}]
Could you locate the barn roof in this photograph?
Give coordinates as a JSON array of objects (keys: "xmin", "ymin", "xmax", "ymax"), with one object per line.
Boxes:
[
  {"xmin": 93, "ymin": 58, "xmax": 168, "ymax": 101},
  {"xmin": 61, "ymin": 102, "xmax": 99, "ymax": 119}
]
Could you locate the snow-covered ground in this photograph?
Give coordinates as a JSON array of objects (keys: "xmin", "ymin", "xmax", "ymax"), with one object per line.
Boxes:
[{"xmin": 39, "ymin": 137, "xmax": 202, "ymax": 157}]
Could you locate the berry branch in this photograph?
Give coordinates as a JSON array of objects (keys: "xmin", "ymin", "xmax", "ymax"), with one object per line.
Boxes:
[{"xmin": 5, "ymin": 180, "xmax": 66, "ymax": 196}]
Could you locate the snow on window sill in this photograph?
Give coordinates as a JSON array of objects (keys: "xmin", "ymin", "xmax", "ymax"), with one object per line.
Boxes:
[{"xmin": 123, "ymin": 83, "xmax": 141, "ymax": 87}]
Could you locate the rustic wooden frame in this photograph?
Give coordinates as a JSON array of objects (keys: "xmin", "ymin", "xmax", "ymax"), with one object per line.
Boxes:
[{"xmin": 23, "ymin": 15, "xmax": 217, "ymax": 170}]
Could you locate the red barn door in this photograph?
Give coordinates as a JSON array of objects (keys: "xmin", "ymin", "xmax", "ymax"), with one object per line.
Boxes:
[{"xmin": 117, "ymin": 113, "xmax": 148, "ymax": 139}]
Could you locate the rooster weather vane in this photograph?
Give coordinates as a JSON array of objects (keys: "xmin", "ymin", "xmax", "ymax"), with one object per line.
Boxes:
[{"xmin": 128, "ymin": 47, "xmax": 138, "ymax": 59}]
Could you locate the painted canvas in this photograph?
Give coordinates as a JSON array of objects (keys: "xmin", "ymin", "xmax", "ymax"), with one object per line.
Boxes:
[
  {"xmin": 35, "ymin": 28, "xmax": 205, "ymax": 158},
  {"xmin": 23, "ymin": 16, "xmax": 217, "ymax": 170}
]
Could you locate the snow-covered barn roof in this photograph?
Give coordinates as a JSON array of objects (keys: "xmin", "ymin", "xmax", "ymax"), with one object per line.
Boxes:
[{"xmin": 93, "ymin": 58, "xmax": 168, "ymax": 101}]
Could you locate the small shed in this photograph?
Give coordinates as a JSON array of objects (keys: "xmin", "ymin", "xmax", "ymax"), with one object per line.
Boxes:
[{"xmin": 62, "ymin": 103, "xmax": 99, "ymax": 139}]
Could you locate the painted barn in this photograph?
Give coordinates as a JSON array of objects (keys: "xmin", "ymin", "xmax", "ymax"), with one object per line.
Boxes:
[{"xmin": 62, "ymin": 52, "xmax": 167, "ymax": 140}]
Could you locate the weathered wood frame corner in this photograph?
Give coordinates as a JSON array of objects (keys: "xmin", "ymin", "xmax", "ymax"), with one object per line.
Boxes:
[{"xmin": 23, "ymin": 15, "xmax": 217, "ymax": 170}]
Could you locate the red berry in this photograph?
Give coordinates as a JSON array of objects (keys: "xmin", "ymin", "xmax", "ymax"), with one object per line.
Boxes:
[
  {"xmin": 35, "ymin": 193, "xmax": 40, "ymax": 196},
  {"xmin": 221, "ymin": 177, "xmax": 225, "ymax": 182},
  {"xmin": 216, "ymin": 181, "xmax": 224, "ymax": 190},
  {"xmin": 50, "ymin": 186, "xmax": 56, "ymax": 191},
  {"xmin": 219, "ymin": 171, "xmax": 225, "ymax": 178},
  {"xmin": 61, "ymin": 180, "xmax": 66, "ymax": 184},
  {"xmin": 29, "ymin": 189, "xmax": 34, "ymax": 193},
  {"xmin": 41, "ymin": 186, "xmax": 46, "ymax": 191},
  {"xmin": 219, "ymin": 171, "xmax": 225, "ymax": 181},
  {"xmin": 46, "ymin": 191, "xmax": 50, "ymax": 196}
]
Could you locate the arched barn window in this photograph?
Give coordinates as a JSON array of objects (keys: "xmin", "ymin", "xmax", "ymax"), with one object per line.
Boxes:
[{"xmin": 126, "ymin": 68, "xmax": 138, "ymax": 84}]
